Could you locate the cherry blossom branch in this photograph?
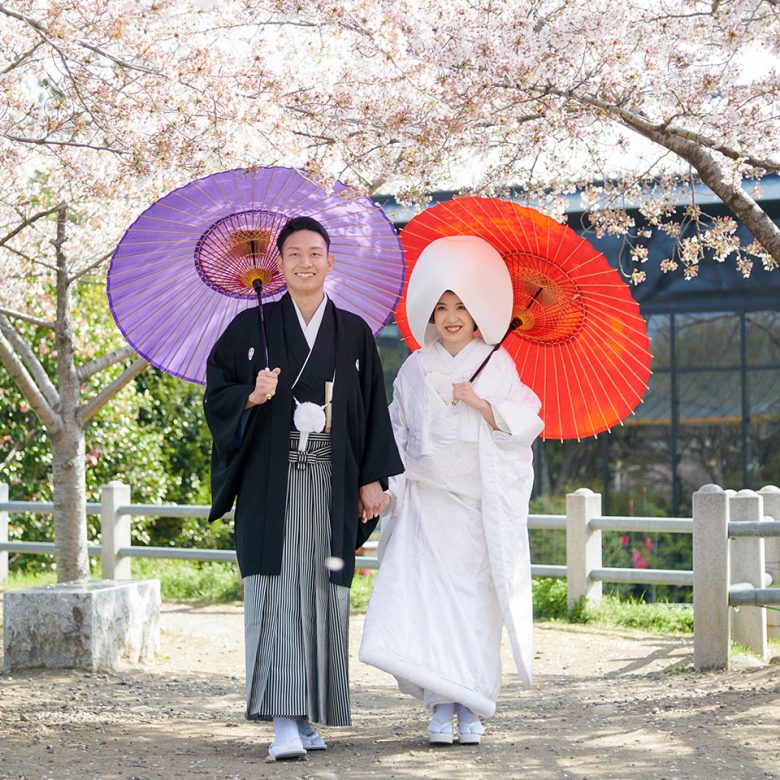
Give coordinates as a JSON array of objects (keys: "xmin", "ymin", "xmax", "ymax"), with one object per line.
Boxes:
[
  {"xmin": 613, "ymin": 111, "xmax": 780, "ymax": 264},
  {"xmin": 0, "ymin": 3, "xmax": 159, "ymax": 76},
  {"xmin": 0, "ymin": 306, "xmax": 54, "ymax": 330},
  {"xmin": 68, "ymin": 251, "xmax": 114, "ymax": 285},
  {"xmin": 517, "ymin": 87, "xmax": 780, "ymax": 171},
  {"xmin": 76, "ymin": 356, "xmax": 148, "ymax": 426},
  {"xmin": 77, "ymin": 345, "xmax": 137, "ymax": 382},
  {"xmin": 0, "ymin": 40, "xmax": 43, "ymax": 75},
  {"xmin": 0, "ymin": 132, "xmax": 126, "ymax": 154},
  {"xmin": 0, "ymin": 203, "xmax": 66, "ymax": 249},
  {"xmin": 0, "ymin": 316, "xmax": 60, "ymax": 431},
  {"xmin": 0, "ymin": 315, "xmax": 59, "ymax": 407}
]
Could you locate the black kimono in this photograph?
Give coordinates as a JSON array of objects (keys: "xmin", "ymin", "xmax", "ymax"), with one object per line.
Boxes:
[{"xmin": 204, "ymin": 293, "xmax": 403, "ymax": 587}]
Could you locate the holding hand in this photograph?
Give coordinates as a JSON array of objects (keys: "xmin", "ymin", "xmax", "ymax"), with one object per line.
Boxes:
[
  {"xmin": 358, "ymin": 481, "xmax": 389, "ymax": 523},
  {"xmin": 247, "ymin": 367, "xmax": 281, "ymax": 407}
]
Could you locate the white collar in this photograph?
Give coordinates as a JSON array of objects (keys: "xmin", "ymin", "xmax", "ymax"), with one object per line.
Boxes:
[{"xmin": 290, "ymin": 294, "xmax": 329, "ymax": 349}]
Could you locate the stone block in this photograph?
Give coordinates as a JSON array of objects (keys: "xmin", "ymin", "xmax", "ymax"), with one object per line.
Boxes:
[{"xmin": 2, "ymin": 579, "xmax": 160, "ymax": 672}]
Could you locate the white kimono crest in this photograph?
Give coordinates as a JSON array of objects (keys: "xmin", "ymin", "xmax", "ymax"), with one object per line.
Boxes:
[{"xmin": 359, "ymin": 339, "xmax": 544, "ymax": 718}]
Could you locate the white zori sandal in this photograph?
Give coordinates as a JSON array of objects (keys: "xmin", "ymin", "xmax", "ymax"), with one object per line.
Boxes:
[
  {"xmin": 297, "ymin": 720, "xmax": 327, "ymax": 750},
  {"xmin": 427, "ymin": 703, "xmax": 455, "ymax": 745},
  {"xmin": 266, "ymin": 717, "xmax": 307, "ymax": 761},
  {"xmin": 456, "ymin": 704, "xmax": 485, "ymax": 745}
]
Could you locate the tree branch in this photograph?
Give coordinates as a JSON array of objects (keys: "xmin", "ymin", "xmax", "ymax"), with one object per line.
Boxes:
[
  {"xmin": 77, "ymin": 344, "xmax": 137, "ymax": 381},
  {"xmin": 0, "ymin": 306, "xmax": 54, "ymax": 330},
  {"xmin": 1, "ymin": 39, "xmax": 43, "ymax": 75},
  {"xmin": 0, "ymin": 3, "xmax": 160, "ymax": 75},
  {"xmin": 0, "ymin": 314, "xmax": 60, "ymax": 407},
  {"xmin": 566, "ymin": 89, "xmax": 780, "ymax": 171},
  {"xmin": 67, "ymin": 251, "xmax": 113, "ymax": 285},
  {"xmin": 582, "ymin": 96, "xmax": 780, "ymax": 264},
  {"xmin": 76, "ymin": 356, "xmax": 148, "ymax": 426},
  {"xmin": 0, "ymin": 203, "xmax": 65, "ymax": 248},
  {"xmin": 0, "ymin": 132, "xmax": 126, "ymax": 155},
  {"xmin": 0, "ymin": 319, "xmax": 60, "ymax": 431}
]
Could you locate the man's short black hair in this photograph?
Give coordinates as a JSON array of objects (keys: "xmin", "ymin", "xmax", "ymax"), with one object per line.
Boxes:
[{"xmin": 276, "ymin": 216, "xmax": 331, "ymax": 254}]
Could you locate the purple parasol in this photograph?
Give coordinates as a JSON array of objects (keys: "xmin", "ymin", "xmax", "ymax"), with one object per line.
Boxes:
[{"xmin": 107, "ymin": 166, "xmax": 405, "ymax": 384}]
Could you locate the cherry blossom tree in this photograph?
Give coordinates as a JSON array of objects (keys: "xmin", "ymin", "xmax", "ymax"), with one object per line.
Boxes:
[{"xmin": 258, "ymin": 0, "xmax": 780, "ymax": 281}]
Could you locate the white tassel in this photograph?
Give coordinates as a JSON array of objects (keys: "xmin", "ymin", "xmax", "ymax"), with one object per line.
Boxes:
[{"xmin": 294, "ymin": 401, "xmax": 326, "ymax": 451}]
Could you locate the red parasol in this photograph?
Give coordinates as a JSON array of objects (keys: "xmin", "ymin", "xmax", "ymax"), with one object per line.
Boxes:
[{"xmin": 396, "ymin": 197, "xmax": 652, "ymax": 441}]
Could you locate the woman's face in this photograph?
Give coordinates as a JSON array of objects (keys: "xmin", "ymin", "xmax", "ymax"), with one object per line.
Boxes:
[{"xmin": 432, "ymin": 291, "xmax": 476, "ymax": 353}]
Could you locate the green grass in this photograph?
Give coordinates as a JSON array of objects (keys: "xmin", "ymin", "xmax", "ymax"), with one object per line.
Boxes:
[
  {"xmin": 131, "ymin": 559, "xmax": 243, "ymax": 602},
  {"xmin": 532, "ymin": 576, "xmax": 693, "ymax": 634},
  {"xmin": 2, "ymin": 568, "xmax": 58, "ymax": 590}
]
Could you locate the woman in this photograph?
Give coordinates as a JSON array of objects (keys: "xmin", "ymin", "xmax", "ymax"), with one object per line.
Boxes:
[{"xmin": 359, "ymin": 235, "xmax": 544, "ymax": 745}]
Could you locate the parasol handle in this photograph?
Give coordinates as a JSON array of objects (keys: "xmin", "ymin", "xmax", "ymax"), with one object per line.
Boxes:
[
  {"xmin": 468, "ymin": 317, "xmax": 521, "ymax": 383},
  {"xmin": 252, "ymin": 279, "xmax": 270, "ymax": 369},
  {"xmin": 468, "ymin": 287, "xmax": 543, "ymax": 384}
]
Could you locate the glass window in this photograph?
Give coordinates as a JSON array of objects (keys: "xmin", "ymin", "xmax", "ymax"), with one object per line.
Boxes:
[
  {"xmin": 377, "ymin": 321, "xmax": 411, "ymax": 401},
  {"xmin": 749, "ymin": 368, "xmax": 780, "ymax": 490},
  {"xmin": 746, "ymin": 312, "xmax": 780, "ymax": 366},
  {"xmin": 633, "ymin": 370, "xmax": 671, "ymax": 425},
  {"xmin": 676, "ymin": 369, "xmax": 742, "ymax": 424},
  {"xmin": 646, "ymin": 314, "xmax": 671, "ymax": 370},
  {"xmin": 675, "ymin": 312, "xmax": 741, "ymax": 369}
]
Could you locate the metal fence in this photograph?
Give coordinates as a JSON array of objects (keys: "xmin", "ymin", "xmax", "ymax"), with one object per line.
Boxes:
[{"xmin": 2, "ymin": 481, "xmax": 779, "ymax": 670}]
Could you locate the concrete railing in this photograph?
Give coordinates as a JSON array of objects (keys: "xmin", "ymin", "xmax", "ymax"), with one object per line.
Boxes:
[
  {"xmin": 692, "ymin": 484, "xmax": 780, "ymax": 670},
  {"xmin": 2, "ymin": 481, "xmax": 779, "ymax": 671}
]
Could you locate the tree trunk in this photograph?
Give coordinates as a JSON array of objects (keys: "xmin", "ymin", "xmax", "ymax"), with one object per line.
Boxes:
[
  {"xmin": 50, "ymin": 423, "xmax": 89, "ymax": 582},
  {"xmin": 52, "ymin": 205, "xmax": 89, "ymax": 583}
]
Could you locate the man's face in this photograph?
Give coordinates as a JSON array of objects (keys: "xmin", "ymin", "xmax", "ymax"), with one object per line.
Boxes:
[{"xmin": 277, "ymin": 229, "xmax": 334, "ymax": 298}]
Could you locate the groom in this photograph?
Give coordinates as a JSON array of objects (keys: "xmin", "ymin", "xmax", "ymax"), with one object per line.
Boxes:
[{"xmin": 204, "ymin": 216, "xmax": 402, "ymax": 760}]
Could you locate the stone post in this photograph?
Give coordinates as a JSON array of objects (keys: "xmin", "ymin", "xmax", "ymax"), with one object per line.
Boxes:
[
  {"xmin": 729, "ymin": 490, "xmax": 767, "ymax": 661},
  {"xmin": 693, "ymin": 484, "xmax": 730, "ymax": 671},
  {"xmin": 759, "ymin": 486, "xmax": 780, "ymax": 640},
  {"xmin": 101, "ymin": 481, "xmax": 132, "ymax": 581},
  {"xmin": 566, "ymin": 488, "xmax": 602, "ymax": 608},
  {"xmin": 0, "ymin": 482, "xmax": 8, "ymax": 586}
]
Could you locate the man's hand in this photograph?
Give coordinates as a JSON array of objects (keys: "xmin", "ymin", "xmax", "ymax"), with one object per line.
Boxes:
[
  {"xmin": 358, "ymin": 481, "xmax": 389, "ymax": 522},
  {"xmin": 246, "ymin": 367, "xmax": 281, "ymax": 408}
]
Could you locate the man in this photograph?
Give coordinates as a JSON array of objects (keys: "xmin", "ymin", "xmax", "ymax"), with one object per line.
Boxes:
[{"xmin": 204, "ymin": 216, "xmax": 403, "ymax": 761}]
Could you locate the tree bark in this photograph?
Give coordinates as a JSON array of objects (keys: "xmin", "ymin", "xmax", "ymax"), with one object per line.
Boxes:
[
  {"xmin": 50, "ymin": 424, "xmax": 88, "ymax": 582},
  {"xmin": 51, "ymin": 206, "xmax": 90, "ymax": 582}
]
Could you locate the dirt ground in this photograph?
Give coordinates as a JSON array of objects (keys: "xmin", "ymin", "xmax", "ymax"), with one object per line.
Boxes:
[{"xmin": 1, "ymin": 602, "xmax": 779, "ymax": 780}]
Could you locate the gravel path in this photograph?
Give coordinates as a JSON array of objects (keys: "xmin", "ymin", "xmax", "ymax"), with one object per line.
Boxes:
[{"xmin": 1, "ymin": 602, "xmax": 779, "ymax": 780}]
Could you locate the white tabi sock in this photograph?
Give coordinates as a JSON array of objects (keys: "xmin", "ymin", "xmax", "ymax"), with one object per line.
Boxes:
[
  {"xmin": 273, "ymin": 717, "xmax": 301, "ymax": 746},
  {"xmin": 433, "ymin": 703, "xmax": 455, "ymax": 720}
]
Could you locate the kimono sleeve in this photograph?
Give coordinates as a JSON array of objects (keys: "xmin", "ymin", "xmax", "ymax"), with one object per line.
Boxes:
[
  {"xmin": 203, "ymin": 319, "xmax": 256, "ymax": 459},
  {"xmin": 483, "ymin": 350, "xmax": 544, "ymax": 447}
]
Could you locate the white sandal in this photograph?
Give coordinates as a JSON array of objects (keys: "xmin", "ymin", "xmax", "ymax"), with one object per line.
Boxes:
[
  {"xmin": 457, "ymin": 707, "xmax": 485, "ymax": 745},
  {"xmin": 266, "ymin": 739, "xmax": 307, "ymax": 761},
  {"xmin": 427, "ymin": 706, "xmax": 454, "ymax": 745},
  {"xmin": 297, "ymin": 720, "xmax": 327, "ymax": 750}
]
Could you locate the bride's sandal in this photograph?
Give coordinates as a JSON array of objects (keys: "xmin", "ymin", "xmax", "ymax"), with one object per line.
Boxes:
[
  {"xmin": 427, "ymin": 703, "xmax": 455, "ymax": 745},
  {"xmin": 457, "ymin": 705, "xmax": 485, "ymax": 745}
]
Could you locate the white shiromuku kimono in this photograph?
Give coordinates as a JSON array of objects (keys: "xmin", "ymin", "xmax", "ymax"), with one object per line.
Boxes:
[{"xmin": 359, "ymin": 338, "xmax": 544, "ymax": 718}]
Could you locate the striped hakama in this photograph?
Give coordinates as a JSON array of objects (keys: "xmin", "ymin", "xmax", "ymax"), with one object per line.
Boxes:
[{"xmin": 243, "ymin": 432, "xmax": 351, "ymax": 725}]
